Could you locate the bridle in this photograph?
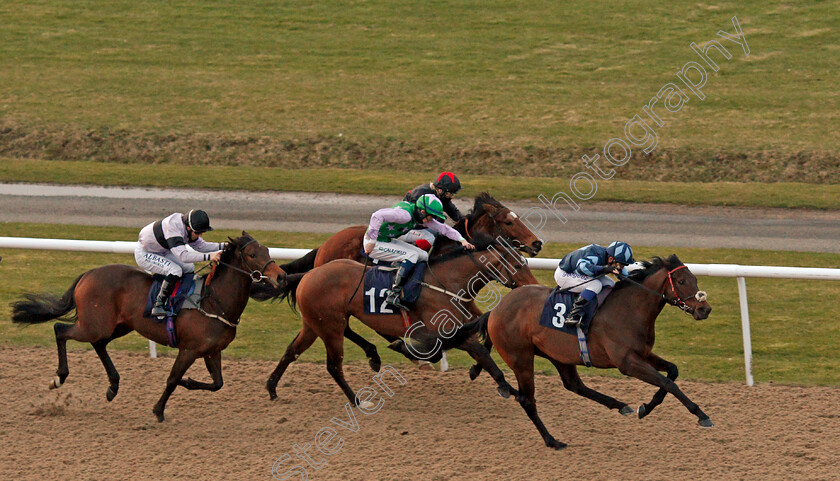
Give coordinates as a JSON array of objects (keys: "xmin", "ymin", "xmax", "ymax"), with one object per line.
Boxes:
[
  {"xmin": 617, "ymin": 265, "xmax": 708, "ymax": 314},
  {"xmin": 217, "ymin": 238, "xmax": 278, "ymax": 283}
]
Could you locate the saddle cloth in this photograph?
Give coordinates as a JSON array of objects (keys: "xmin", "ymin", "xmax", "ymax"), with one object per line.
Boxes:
[
  {"xmin": 363, "ymin": 262, "xmax": 428, "ymax": 314},
  {"xmin": 143, "ymin": 273, "xmax": 202, "ymax": 319},
  {"xmin": 539, "ymin": 285, "xmax": 613, "ymax": 335}
]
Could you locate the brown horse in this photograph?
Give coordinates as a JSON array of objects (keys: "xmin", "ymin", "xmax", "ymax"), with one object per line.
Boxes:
[
  {"xmin": 262, "ymin": 192, "xmax": 543, "ymax": 367},
  {"xmin": 265, "ymin": 234, "xmax": 540, "ymax": 405},
  {"xmin": 11, "ymin": 232, "xmax": 285, "ymax": 422},
  {"xmin": 461, "ymin": 255, "xmax": 712, "ymax": 450}
]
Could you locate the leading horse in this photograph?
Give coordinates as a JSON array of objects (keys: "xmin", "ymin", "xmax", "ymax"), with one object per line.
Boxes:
[
  {"xmin": 265, "ymin": 234, "xmax": 540, "ymax": 406},
  {"xmin": 461, "ymin": 255, "xmax": 712, "ymax": 449},
  {"xmin": 11, "ymin": 232, "xmax": 285, "ymax": 422}
]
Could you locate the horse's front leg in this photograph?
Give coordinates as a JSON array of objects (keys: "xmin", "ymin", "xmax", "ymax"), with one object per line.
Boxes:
[
  {"xmin": 549, "ymin": 359, "xmax": 635, "ymax": 416},
  {"xmin": 153, "ymin": 348, "xmax": 199, "ymax": 422},
  {"xmin": 179, "ymin": 351, "xmax": 223, "ymax": 391},
  {"xmin": 618, "ymin": 352, "xmax": 713, "ymax": 427},
  {"xmin": 458, "ymin": 337, "xmax": 519, "ymax": 400},
  {"xmin": 637, "ymin": 352, "xmax": 679, "ymax": 419}
]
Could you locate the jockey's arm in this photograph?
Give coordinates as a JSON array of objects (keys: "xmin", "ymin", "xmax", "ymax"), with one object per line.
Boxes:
[
  {"xmin": 366, "ymin": 207, "xmax": 412, "ymax": 241},
  {"xmin": 443, "ymin": 200, "xmax": 463, "ymax": 223},
  {"xmin": 170, "ymin": 243, "xmax": 216, "ymax": 263},
  {"xmin": 574, "ymin": 257, "xmax": 607, "ymax": 277},
  {"xmin": 189, "ymin": 237, "xmax": 224, "ymax": 253},
  {"xmin": 423, "ymin": 219, "xmax": 473, "ymax": 249}
]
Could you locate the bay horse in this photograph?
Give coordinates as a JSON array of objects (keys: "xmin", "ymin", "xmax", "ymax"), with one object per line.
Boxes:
[
  {"xmin": 461, "ymin": 255, "xmax": 712, "ymax": 450},
  {"xmin": 260, "ymin": 192, "xmax": 543, "ymax": 367},
  {"xmin": 11, "ymin": 232, "xmax": 285, "ymax": 422},
  {"xmin": 265, "ymin": 234, "xmax": 540, "ymax": 406}
]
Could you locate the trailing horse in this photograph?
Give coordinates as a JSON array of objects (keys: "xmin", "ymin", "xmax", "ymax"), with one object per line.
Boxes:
[
  {"xmin": 11, "ymin": 232, "xmax": 285, "ymax": 422},
  {"xmin": 460, "ymin": 255, "xmax": 713, "ymax": 449}
]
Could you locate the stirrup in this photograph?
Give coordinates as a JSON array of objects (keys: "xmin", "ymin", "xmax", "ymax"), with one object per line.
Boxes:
[{"xmin": 385, "ymin": 291, "xmax": 409, "ymax": 311}]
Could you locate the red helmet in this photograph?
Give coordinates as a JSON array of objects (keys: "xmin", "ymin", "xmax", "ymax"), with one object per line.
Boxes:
[{"xmin": 434, "ymin": 172, "xmax": 461, "ymax": 194}]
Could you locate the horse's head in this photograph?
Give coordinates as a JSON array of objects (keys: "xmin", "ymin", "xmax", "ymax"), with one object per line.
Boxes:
[
  {"xmin": 223, "ymin": 231, "xmax": 286, "ymax": 289},
  {"xmin": 627, "ymin": 255, "xmax": 711, "ymax": 320},
  {"xmin": 662, "ymin": 255, "xmax": 712, "ymax": 320},
  {"xmin": 462, "ymin": 193, "xmax": 542, "ymax": 257}
]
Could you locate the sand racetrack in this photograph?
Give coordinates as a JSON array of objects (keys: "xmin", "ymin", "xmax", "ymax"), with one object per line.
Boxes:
[{"xmin": 1, "ymin": 345, "xmax": 838, "ymax": 481}]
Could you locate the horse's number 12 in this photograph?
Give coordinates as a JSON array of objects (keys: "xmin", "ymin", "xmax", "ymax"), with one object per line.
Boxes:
[{"xmin": 365, "ymin": 287, "xmax": 394, "ymax": 314}]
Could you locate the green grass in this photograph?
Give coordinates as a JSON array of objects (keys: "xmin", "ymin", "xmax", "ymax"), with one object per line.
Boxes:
[
  {"xmin": 0, "ymin": 1, "xmax": 838, "ymax": 181},
  {"xmin": 3, "ymin": 158, "xmax": 840, "ymax": 210},
  {"xmin": 2, "ymin": 222, "xmax": 840, "ymax": 386}
]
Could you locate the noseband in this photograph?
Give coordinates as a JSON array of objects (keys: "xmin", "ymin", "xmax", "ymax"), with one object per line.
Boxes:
[{"xmin": 665, "ymin": 265, "xmax": 708, "ymax": 313}]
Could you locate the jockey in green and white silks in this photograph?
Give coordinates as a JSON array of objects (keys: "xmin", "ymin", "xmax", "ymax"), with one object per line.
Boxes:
[
  {"xmin": 554, "ymin": 241, "xmax": 635, "ymax": 326},
  {"xmin": 364, "ymin": 194, "xmax": 475, "ymax": 310}
]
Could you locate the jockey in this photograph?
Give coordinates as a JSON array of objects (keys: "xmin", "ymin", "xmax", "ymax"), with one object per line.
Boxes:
[
  {"xmin": 364, "ymin": 194, "xmax": 475, "ymax": 310},
  {"xmin": 404, "ymin": 172, "xmax": 464, "ymax": 224},
  {"xmin": 554, "ymin": 241, "xmax": 635, "ymax": 326},
  {"xmin": 136, "ymin": 209, "xmax": 225, "ymax": 318}
]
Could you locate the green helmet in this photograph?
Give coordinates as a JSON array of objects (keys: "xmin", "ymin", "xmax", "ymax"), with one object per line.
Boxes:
[{"xmin": 415, "ymin": 194, "xmax": 446, "ymax": 222}]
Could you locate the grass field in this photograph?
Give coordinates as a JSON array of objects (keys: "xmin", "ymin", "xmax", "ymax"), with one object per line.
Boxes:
[
  {"xmin": 2, "ymin": 222, "xmax": 839, "ymax": 386},
  {"xmin": 0, "ymin": 1, "xmax": 837, "ymax": 181}
]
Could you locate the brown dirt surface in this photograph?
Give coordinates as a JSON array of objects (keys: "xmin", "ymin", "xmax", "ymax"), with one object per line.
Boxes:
[{"xmin": 1, "ymin": 345, "xmax": 838, "ymax": 481}]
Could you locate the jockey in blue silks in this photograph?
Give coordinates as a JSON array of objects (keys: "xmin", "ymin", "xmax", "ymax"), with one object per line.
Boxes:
[{"xmin": 553, "ymin": 241, "xmax": 635, "ymax": 325}]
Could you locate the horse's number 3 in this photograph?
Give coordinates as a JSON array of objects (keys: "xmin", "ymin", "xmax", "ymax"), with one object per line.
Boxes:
[
  {"xmin": 551, "ymin": 302, "xmax": 567, "ymax": 328},
  {"xmin": 365, "ymin": 287, "xmax": 394, "ymax": 314}
]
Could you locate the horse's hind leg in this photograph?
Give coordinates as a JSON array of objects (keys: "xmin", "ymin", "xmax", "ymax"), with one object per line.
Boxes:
[
  {"xmin": 266, "ymin": 325, "xmax": 318, "ymax": 400},
  {"xmin": 636, "ymin": 352, "xmax": 679, "ymax": 420},
  {"xmin": 51, "ymin": 323, "xmax": 74, "ymax": 389},
  {"xmin": 619, "ymin": 352, "xmax": 713, "ymax": 427},
  {"xmin": 503, "ymin": 349, "xmax": 566, "ymax": 450},
  {"xmin": 550, "ymin": 359, "xmax": 634, "ymax": 416},
  {"xmin": 153, "ymin": 348, "xmax": 199, "ymax": 422},
  {"xmin": 91, "ymin": 325, "xmax": 133, "ymax": 401},
  {"xmin": 344, "ymin": 325, "xmax": 381, "ymax": 373}
]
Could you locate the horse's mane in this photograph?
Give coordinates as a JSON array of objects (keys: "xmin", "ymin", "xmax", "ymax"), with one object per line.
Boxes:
[
  {"xmin": 614, "ymin": 254, "xmax": 683, "ymax": 292},
  {"xmin": 452, "ymin": 192, "xmax": 504, "ymax": 235},
  {"xmin": 220, "ymin": 233, "xmax": 254, "ymax": 264}
]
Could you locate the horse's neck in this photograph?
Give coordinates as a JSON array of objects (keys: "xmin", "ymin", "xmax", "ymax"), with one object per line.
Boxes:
[
  {"xmin": 612, "ymin": 270, "xmax": 669, "ymax": 334},
  {"xmin": 428, "ymin": 254, "xmax": 488, "ymax": 297},
  {"xmin": 205, "ymin": 263, "xmax": 252, "ymax": 322}
]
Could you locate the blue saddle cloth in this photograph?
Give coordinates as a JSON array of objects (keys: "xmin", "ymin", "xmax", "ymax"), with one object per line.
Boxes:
[
  {"xmin": 143, "ymin": 273, "xmax": 196, "ymax": 319},
  {"xmin": 363, "ymin": 262, "xmax": 428, "ymax": 314},
  {"xmin": 538, "ymin": 287, "xmax": 599, "ymax": 335}
]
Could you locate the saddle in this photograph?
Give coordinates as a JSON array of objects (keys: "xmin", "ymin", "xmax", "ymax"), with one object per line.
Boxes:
[
  {"xmin": 143, "ymin": 273, "xmax": 206, "ymax": 347},
  {"xmin": 363, "ymin": 262, "xmax": 428, "ymax": 315},
  {"xmin": 538, "ymin": 285, "xmax": 613, "ymax": 335}
]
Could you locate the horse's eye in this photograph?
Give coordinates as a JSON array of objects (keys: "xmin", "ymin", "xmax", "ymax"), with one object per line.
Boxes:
[
  {"xmin": 678, "ymin": 280, "xmax": 685, "ymax": 285},
  {"xmin": 505, "ymin": 221, "xmax": 514, "ymax": 226}
]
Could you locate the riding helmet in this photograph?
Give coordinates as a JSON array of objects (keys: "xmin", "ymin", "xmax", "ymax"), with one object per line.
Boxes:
[{"xmin": 434, "ymin": 172, "xmax": 461, "ymax": 194}]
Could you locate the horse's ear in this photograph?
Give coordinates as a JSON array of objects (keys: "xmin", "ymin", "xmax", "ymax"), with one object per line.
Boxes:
[
  {"xmin": 242, "ymin": 230, "xmax": 249, "ymax": 237},
  {"xmin": 483, "ymin": 203, "xmax": 499, "ymax": 216}
]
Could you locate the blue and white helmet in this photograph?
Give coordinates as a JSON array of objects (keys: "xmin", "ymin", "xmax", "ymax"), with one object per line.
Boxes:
[{"xmin": 607, "ymin": 241, "xmax": 634, "ymax": 265}]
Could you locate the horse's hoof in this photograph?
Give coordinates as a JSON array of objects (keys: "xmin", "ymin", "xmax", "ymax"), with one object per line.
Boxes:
[
  {"xmin": 153, "ymin": 409, "xmax": 165, "ymax": 423},
  {"xmin": 619, "ymin": 405, "xmax": 635, "ymax": 416},
  {"xmin": 49, "ymin": 376, "xmax": 62, "ymax": 390},
  {"xmin": 368, "ymin": 358, "xmax": 382, "ymax": 373},
  {"xmin": 545, "ymin": 438, "xmax": 567, "ymax": 450},
  {"xmin": 106, "ymin": 386, "xmax": 118, "ymax": 402},
  {"xmin": 417, "ymin": 361, "xmax": 434, "ymax": 371},
  {"xmin": 468, "ymin": 366, "xmax": 480, "ymax": 381},
  {"xmin": 698, "ymin": 418, "xmax": 714, "ymax": 428},
  {"xmin": 637, "ymin": 404, "xmax": 648, "ymax": 419},
  {"xmin": 497, "ymin": 385, "xmax": 511, "ymax": 399},
  {"xmin": 387, "ymin": 340, "xmax": 404, "ymax": 352},
  {"xmin": 357, "ymin": 400, "xmax": 376, "ymax": 410}
]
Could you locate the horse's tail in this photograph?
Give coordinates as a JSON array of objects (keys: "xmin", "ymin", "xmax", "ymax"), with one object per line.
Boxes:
[
  {"xmin": 11, "ymin": 274, "xmax": 84, "ymax": 325},
  {"xmin": 276, "ymin": 273, "xmax": 305, "ymax": 313},
  {"xmin": 279, "ymin": 248, "xmax": 319, "ymax": 275},
  {"xmin": 441, "ymin": 311, "xmax": 492, "ymax": 351}
]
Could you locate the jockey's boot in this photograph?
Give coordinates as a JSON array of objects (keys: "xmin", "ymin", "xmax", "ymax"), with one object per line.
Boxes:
[
  {"xmin": 567, "ymin": 289, "xmax": 597, "ymax": 326},
  {"xmin": 151, "ymin": 274, "xmax": 179, "ymax": 318},
  {"xmin": 385, "ymin": 260, "xmax": 415, "ymax": 311}
]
